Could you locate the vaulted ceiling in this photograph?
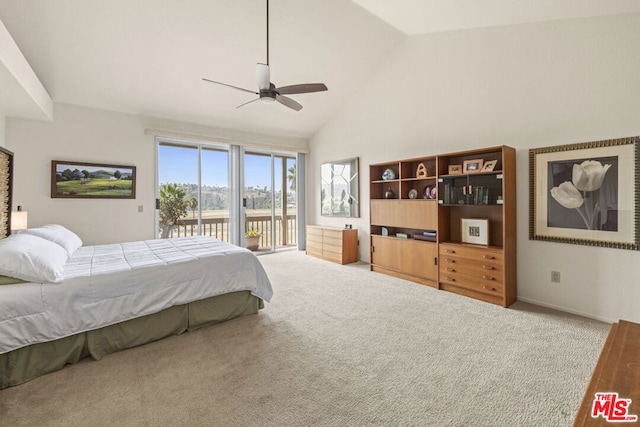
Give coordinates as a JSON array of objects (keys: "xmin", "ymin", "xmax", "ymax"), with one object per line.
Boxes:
[{"xmin": 1, "ymin": 0, "xmax": 639, "ymax": 140}]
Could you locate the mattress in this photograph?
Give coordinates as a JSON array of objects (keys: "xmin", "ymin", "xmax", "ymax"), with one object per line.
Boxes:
[{"xmin": 0, "ymin": 236, "xmax": 273, "ymax": 355}]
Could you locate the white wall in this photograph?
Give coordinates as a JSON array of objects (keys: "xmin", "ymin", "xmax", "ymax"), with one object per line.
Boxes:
[
  {"xmin": 309, "ymin": 13, "xmax": 640, "ymax": 323},
  {"xmin": 0, "ymin": 114, "xmax": 5, "ymax": 147},
  {"xmin": 7, "ymin": 103, "xmax": 308, "ymax": 245}
]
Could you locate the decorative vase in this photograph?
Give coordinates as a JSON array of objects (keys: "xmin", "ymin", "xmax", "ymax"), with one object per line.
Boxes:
[{"xmin": 384, "ymin": 188, "xmax": 395, "ymax": 199}]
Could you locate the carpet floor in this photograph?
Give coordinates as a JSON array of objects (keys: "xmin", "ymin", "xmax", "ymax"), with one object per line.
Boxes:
[{"xmin": 0, "ymin": 250, "xmax": 609, "ymax": 426}]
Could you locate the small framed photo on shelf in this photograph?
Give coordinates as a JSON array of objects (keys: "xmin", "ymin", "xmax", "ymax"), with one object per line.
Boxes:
[
  {"xmin": 482, "ymin": 160, "xmax": 498, "ymax": 172},
  {"xmin": 461, "ymin": 218, "xmax": 489, "ymax": 245},
  {"xmin": 463, "ymin": 159, "xmax": 484, "ymax": 174},
  {"xmin": 448, "ymin": 164, "xmax": 463, "ymax": 175}
]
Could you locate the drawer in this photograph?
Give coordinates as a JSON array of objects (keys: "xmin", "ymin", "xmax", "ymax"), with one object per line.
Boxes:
[
  {"xmin": 307, "ymin": 233, "xmax": 323, "ymax": 244},
  {"xmin": 440, "ymin": 264, "xmax": 503, "ymax": 286},
  {"xmin": 306, "ymin": 247, "xmax": 322, "ymax": 257},
  {"xmin": 307, "ymin": 240, "xmax": 323, "ymax": 251},
  {"xmin": 323, "ymin": 243, "xmax": 343, "ymax": 255},
  {"xmin": 323, "ymin": 229, "xmax": 344, "ymax": 241},
  {"xmin": 439, "ymin": 255, "xmax": 503, "ymax": 279},
  {"xmin": 323, "ymin": 250, "xmax": 343, "ymax": 263},
  {"xmin": 439, "ymin": 244, "xmax": 503, "ymax": 262},
  {"xmin": 323, "ymin": 235, "xmax": 343, "ymax": 247},
  {"xmin": 439, "ymin": 270, "xmax": 504, "ymax": 296},
  {"xmin": 306, "ymin": 227, "xmax": 323, "ymax": 237}
]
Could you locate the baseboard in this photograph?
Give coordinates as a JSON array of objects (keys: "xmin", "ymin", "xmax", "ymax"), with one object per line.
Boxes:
[{"xmin": 517, "ymin": 296, "xmax": 616, "ymax": 324}]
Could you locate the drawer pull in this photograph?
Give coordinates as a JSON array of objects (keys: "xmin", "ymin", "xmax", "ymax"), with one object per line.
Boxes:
[
  {"xmin": 483, "ymin": 285, "xmax": 496, "ymax": 291},
  {"xmin": 446, "ymin": 268, "xmax": 455, "ymax": 272},
  {"xmin": 482, "ymin": 265, "xmax": 495, "ymax": 270},
  {"xmin": 445, "ymin": 259, "xmax": 455, "ymax": 264},
  {"xmin": 483, "ymin": 275, "xmax": 495, "ymax": 281},
  {"xmin": 446, "ymin": 277, "xmax": 456, "ymax": 282},
  {"xmin": 446, "ymin": 249, "xmax": 455, "ymax": 254},
  {"xmin": 483, "ymin": 255, "xmax": 495, "ymax": 260}
]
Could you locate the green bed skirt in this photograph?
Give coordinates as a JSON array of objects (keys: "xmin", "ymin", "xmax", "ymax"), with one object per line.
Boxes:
[{"xmin": 0, "ymin": 291, "xmax": 264, "ymax": 389}]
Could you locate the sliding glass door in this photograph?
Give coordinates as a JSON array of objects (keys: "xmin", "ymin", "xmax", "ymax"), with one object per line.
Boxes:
[
  {"xmin": 243, "ymin": 150, "xmax": 297, "ymax": 253},
  {"xmin": 157, "ymin": 141, "xmax": 230, "ymax": 241},
  {"xmin": 156, "ymin": 139, "xmax": 299, "ymax": 253}
]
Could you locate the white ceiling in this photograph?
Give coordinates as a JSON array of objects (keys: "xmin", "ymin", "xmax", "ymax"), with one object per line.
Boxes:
[
  {"xmin": 1, "ymin": 1, "xmax": 640, "ymax": 140},
  {"xmin": 354, "ymin": 0, "xmax": 640, "ymax": 35}
]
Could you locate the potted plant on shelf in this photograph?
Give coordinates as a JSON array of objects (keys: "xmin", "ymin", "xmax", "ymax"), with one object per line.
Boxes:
[{"xmin": 245, "ymin": 229, "xmax": 262, "ymax": 251}]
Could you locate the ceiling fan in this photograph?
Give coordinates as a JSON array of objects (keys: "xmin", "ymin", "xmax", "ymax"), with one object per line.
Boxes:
[{"xmin": 202, "ymin": 0, "xmax": 327, "ymax": 111}]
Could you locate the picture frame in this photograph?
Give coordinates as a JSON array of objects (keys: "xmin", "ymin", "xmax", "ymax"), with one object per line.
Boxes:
[
  {"xmin": 482, "ymin": 160, "xmax": 498, "ymax": 172},
  {"xmin": 529, "ymin": 136, "xmax": 639, "ymax": 250},
  {"xmin": 461, "ymin": 218, "xmax": 489, "ymax": 245},
  {"xmin": 448, "ymin": 164, "xmax": 463, "ymax": 175},
  {"xmin": 463, "ymin": 159, "xmax": 484, "ymax": 174},
  {"xmin": 51, "ymin": 160, "xmax": 136, "ymax": 199}
]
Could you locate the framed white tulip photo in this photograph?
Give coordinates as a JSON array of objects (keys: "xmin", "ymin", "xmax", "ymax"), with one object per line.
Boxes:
[{"xmin": 529, "ymin": 136, "xmax": 639, "ymax": 250}]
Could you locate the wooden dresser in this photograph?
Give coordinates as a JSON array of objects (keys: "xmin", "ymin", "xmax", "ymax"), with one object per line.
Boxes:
[
  {"xmin": 306, "ymin": 225, "xmax": 358, "ymax": 265},
  {"xmin": 438, "ymin": 243, "xmax": 507, "ymax": 306},
  {"xmin": 574, "ymin": 320, "xmax": 640, "ymax": 426}
]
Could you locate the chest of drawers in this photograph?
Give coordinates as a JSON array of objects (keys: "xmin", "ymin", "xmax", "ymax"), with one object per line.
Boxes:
[
  {"xmin": 439, "ymin": 243, "xmax": 506, "ymax": 305},
  {"xmin": 306, "ymin": 225, "xmax": 358, "ymax": 265}
]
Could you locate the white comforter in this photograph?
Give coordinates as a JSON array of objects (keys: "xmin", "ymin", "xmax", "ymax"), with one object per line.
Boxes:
[{"xmin": 0, "ymin": 237, "xmax": 273, "ymax": 355}]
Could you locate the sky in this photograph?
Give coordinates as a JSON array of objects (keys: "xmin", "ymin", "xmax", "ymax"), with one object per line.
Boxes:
[{"xmin": 158, "ymin": 145, "xmax": 294, "ymax": 189}]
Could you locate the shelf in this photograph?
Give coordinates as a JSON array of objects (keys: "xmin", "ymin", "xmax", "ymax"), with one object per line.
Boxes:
[
  {"xmin": 371, "ymin": 179, "xmax": 399, "ymax": 184},
  {"xmin": 438, "ymin": 170, "xmax": 503, "ymax": 179},
  {"xmin": 439, "ymin": 240, "xmax": 503, "ymax": 251},
  {"xmin": 370, "ymin": 145, "xmax": 516, "ymax": 307},
  {"xmin": 438, "ymin": 202, "xmax": 503, "ymax": 207},
  {"xmin": 401, "ymin": 176, "xmax": 437, "ymax": 181}
]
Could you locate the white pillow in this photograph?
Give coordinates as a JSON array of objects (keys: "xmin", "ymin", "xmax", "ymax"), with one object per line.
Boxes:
[
  {"xmin": 21, "ymin": 224, "xmax": 83, "ymax": 256},
  {"xmin": 0, "ymin": 234, "xmax": 69, "ymax": 283}
]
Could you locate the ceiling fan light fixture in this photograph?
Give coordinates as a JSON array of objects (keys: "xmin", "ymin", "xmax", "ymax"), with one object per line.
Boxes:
[
  {"xmin": 201, "ymin": 0, "xmax": 327, "ymax": 111},
  {"xmin": 259, "ymin": 94, "xmax": 276, "ymax": 104}
]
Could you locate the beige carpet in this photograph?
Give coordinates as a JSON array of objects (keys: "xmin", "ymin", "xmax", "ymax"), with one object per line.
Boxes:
[{"xmin": 0, "ymin": 250, "xmax": 609, "ymax": 426}]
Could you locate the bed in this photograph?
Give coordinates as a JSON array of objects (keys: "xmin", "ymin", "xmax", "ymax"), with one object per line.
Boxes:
[{"xmin": 0, "ymin": 226, "xmax": 273, "ymax": 389}]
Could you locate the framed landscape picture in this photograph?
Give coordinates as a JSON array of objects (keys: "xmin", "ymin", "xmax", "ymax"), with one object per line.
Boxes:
[
  {"xmin": 529, "ymin": 136, "xmax": 639, "ymax": 250},
  {"xmin": 51, "ymin": 160, "xmax": 136, "ymax": 199}
]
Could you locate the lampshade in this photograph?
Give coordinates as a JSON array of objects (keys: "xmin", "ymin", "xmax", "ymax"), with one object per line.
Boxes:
[{"xmin": 11, "ymin": 211, "xmax": 28, "ymax": 231}]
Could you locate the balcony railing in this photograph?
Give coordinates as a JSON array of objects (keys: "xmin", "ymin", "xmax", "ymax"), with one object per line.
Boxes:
[{"xmin": 164, "ymin": 214, "xmax": 297, "ymax": 249}]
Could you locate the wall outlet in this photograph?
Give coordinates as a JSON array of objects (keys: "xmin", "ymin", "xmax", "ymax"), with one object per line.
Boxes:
[
  {"xmin": 138, "ymin": 205, "xmax": 144, "ymax": 213},
  {"xmin": 551, "ymin": 271, "xmax": 561, "ymax": 283}
]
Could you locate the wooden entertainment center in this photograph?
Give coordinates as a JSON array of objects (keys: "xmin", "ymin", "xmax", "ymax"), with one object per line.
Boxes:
[{"xmin": 369, "ymin": 146, "xmax": 516, "ymax": 307}]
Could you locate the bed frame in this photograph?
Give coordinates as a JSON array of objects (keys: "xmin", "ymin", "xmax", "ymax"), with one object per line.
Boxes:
[
  {"xmin": 0, "ymin": 150, "xmax": 265, "ymax": 389},
  {"xmin": 0, "ymin": 290, "xmax": 263, "ymax": 389}
]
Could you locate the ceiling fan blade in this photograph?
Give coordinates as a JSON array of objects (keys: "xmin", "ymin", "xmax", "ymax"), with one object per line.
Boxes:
[
  {"xmin": 276, "ymin": 94, "xmax": 303, "ymax": 111},
  {"xmin": 236, "ymin": 98, "xmax": 260, "ymax": 109},
  {"xmin": 276, "ymin": 83, "xmax": 328, "ymax": 95},
  {"xmin": 256, "ymin": 63, "xmax": 271, "ymax": 91},
  {"xmin": 202, "ymin": 78, "xmax": 258, "ymax": 95}
]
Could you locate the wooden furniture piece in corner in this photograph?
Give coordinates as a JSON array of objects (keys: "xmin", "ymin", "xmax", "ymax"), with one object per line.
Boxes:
[
  {"xmin": 573, "ymin": 320, "xmax": 640, "ymax": 426},
  {"xmin": 306, "ymin": 225, "xmax": 358, "ymax": 265},
  {"xmin": 369, "ymin": 146, "xmax": 516, "ymax": 307},
  {"xmin": 369, "ymin": 156, "xmax": 439, "ymax": 288},
  {"xmin": 437, "ymin": 146, "xmax": 516, "ymax": 307}
]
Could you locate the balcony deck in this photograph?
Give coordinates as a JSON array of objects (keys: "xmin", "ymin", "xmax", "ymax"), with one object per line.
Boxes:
[{"xmin": 163, "ymin": 212, "xmax": 297, "ymax": 251}]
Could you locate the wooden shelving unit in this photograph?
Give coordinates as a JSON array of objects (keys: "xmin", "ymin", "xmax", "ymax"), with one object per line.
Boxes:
[
  {"xmin": 369, "ymin": 146, "xmax": 516, "ymax": 307},
  {"xmin": 369, "ymin": 156, "xmax": 439, "ymax": 288}
]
